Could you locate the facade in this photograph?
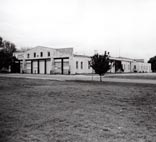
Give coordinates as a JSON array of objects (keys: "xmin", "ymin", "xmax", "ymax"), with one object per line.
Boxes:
[
  {"xmin": 131, "ymin": 61, "xmax": 151, "ymax": 73},
  {"xmin": 109, "ymin": 57, "xmax": 133, "ymax": 73},
  {"xmin": 13, "ymin": 46, "xmax": 92, "ymax": 74},
  {"xmin": 72, "ymin": 55, "xmax": 92, "ymax": 74},
  {"xmin": 109, "ymin": 57, "xmax": 151, "ymax": 73},
  {"xmin": 13, "ymin": 46, "xmax": 151, "ymax": 74}
]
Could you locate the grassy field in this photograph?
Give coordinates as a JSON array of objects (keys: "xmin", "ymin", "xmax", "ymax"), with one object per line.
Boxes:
[
  {"xmin": 106, "ymin": 73, "xmax": 156, "ymax": 80},
  {"xmin": 0, "ymin": 77, "xmax": 156, "ymax": 142}
]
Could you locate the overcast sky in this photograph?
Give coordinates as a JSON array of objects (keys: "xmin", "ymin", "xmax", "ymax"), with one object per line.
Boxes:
[{"xmin": 0, "ymin": 0, "xmax": 156, "ymax": 60}]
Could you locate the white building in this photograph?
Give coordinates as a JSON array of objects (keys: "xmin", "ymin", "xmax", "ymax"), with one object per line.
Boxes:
[
  {"xmin": 109, "ymin": 57, "xmax": 134, "ymax": 73},
  {"xmin": 13, "ymin": 46, "xmax": 92, "ymax": 74},
  {"xmin": 13, "ymin": 46, "xmax": 151, "ymax": 74},
  {"xmin": 109, "ymin": 57, "xmax": 151, "ymax": 73},
  {"xmin": 131, "ymin": 60, "xmax": 151, "ymax": 73}
]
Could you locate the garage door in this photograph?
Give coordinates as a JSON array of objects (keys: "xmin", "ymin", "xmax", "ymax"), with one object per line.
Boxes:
[
  {"xmin": 63, "ymin": 59, "xmax": 69, "ymax": 74},
  {"xmin": 54, "ymin": 59, "xmax": 61, "ymax": 74},
  {"xmin": 39, "ymin": 60, "xmax": 45, "ymax": 74},
  {"xmin": 46, "ymin": 60, "xmax": 51, "ymax": 74},
  {"xmin": 26, "ymin": 61, "xmax": 31, "ymax": 73},
  {"xmin": 33, "ymin": 61, "xmax": 38, "ymax": 74}
]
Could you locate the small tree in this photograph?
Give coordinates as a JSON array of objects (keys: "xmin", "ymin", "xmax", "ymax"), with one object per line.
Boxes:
[{"xmin": 90, "ymin": 51, "xmax": 111, "ymax": 82}]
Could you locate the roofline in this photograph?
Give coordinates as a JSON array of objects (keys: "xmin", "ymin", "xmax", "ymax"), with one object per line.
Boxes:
[
  {"xmin": 25, "ymin": 46, "xmax": 74, "ymax": 52},
  {"xmin": 117, "ymin": 56, "xmax": 134, "ymax": 60},
  {"xmin": 13, "ymin": 51, "xmax": 25, "ymax": 53},
  {"xmin": 73, "ymin": 54, "xmax": 91, "ymax": 58},
  {"xmin": 25, "ymin": 46, "xmax": 55, "ymax": 52},
  {"xmin": 110, "ymin": 56, "xmax": 134, "ymax": 62},
  {"xmin": 55, "ymin": 47, "xmax": 74, "ymax": 50}
]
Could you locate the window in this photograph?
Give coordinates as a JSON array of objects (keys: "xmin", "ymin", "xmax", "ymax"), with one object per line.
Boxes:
[
  {"xmin": 27, "ymin": 54, "xmax": 30, "ymax": 58},
  {"xmin": 134, "ymin": 65, "xmax": 136, "ymax": 69},
  {"xmin": 88, "ymin": 61, "xmax": 91, "ymax": 69},
  {"xmin": 34, "ymin": 52, "xmax": 36, "ymax": 58},
  {"xmin": 76, "ymin": 61, "xmax": 78, "ymax": 69},
  {"xmin": 40, "ymin": 52, "xmax": 43, "ymax": 57},
  {"xmin": 48, "ymin": 52, "xmax": 50, "ymax": 57},
  {"xmin": 81, "ymin": 61, "xmax": 83, "ymax": 69}
]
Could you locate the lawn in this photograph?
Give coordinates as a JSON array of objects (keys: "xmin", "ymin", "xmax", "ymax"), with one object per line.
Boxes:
[
  {"xmin": 0, "ymin": 77, "xmax": 156, "ymax": 142},
  {"xmin": 106, "ymin": 73, "xmax": 156, "ymax": 80}
]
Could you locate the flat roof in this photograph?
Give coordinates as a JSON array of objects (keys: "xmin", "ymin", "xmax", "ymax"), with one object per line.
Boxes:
[{"xmin": 73, "ymin": 54, "xmax": 91, "ymax": 58}]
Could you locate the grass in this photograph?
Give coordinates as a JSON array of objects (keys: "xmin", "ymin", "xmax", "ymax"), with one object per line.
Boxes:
[
  {"xmin": 0, "ymin": 77, "xmax": 156, "ymax": 142},
  {"xmin": 106, "ymin": 74, "xmax": 156, "ymax": 80}
]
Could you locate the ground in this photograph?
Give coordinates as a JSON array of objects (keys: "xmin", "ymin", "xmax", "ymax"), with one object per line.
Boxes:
[{"xmin": 0, "ymin": 77, "xmax": 156, "ymax": 142}]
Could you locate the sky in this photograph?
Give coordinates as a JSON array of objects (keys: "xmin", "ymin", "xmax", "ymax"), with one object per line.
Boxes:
[{"xmin": 0, "ymin": 0, "xmax": 156, "ymax": 61}]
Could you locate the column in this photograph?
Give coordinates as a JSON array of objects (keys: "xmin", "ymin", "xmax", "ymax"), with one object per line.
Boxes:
[
  {"xmin": 51, "ymin": 58, "xmax": 55, "ymax": 74},
  {"xmin": 37, "ymin": 60, "xmax": 40, "ymax": 74},
  {"xmin": 44, "ymin": 59, "xmax": 47, "ymax": 74},
  {"xmin": 61, "ymin": 58, "xmax": 64, "ymax": 74},
  {"xmin": 31, "ymin": 60, "xmax": 33, "ymax": 74}
]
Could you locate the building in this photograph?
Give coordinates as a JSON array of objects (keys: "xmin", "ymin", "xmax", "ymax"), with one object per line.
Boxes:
[
  {"xmin": 13, "ymin": 46, "xmax": 92, "ymax": 74},
  {"xmin": 13, "ymin": 46, "xmax": 151, "ymax": 74},
  {"xmin": 109, "ymin": 57, "xmax": 151, "ymax": 73},
  {"xmin": 109, "ymin": 57, "xmax": 134, "ymax": 73},
  {"xmin": 131, "ymin": 61, "xmax": 151, "ymax": 73}
]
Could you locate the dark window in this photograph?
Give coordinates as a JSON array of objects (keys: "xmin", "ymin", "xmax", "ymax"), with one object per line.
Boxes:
[
  {"xmin": 81, "ymin": 62, "xmax": 83, "ymax": 69},
  {"xmin": 88, "ymin": 61, "xmax": 91, "ymax": 69},
  {"xmin": 40, "ymin": 52, "xmax": 43, "ymax": 57},
  {"xmin": 134, "ymin": 65, "xmax": 136, "ymax": 69},
  {"xmin": 76, "ymin": 61, "xmax": 78, "ymax": 69},
  {"xmin": 34, "ymin": 52, "xmax": 36, "ymax": 58},
  {"xmin": 48, "ymin": 52, "xmax": 50, "ymax": 57},
  {"xmin": 27, "ymin": 54, "xmax": 30, "ymax": 58}
]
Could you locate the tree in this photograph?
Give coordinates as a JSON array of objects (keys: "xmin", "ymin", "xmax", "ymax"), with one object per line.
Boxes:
[
  {"xmin": 148, "ymin": 56, "xmax": 156, "ymax": 72},
  {"xmin": 90, "ymin": 51, "xmax": 111, "ymax": 82},
  {"xmin": 0, "ymin": 50, "xmax": 12, "ymax": 70},
  {"xmin": 3, "ymin": 40, "xmax": 16, "ymax": 54},
  {"xmin": 0, "ymin": 37, "xmax": 17, "ymax": 71},
  {"xmin": 0, "ymin": 37, "xmax": 4, "ymax": 47},
  {"xmin": 19, "ymin": 47, "xmax": 31, "ymax": 52}
]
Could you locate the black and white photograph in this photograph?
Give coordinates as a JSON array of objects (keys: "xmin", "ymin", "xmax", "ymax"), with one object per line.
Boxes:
[{"xmin": 0, "ymin": 0, "xmax": 156, "ymax": 141}]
